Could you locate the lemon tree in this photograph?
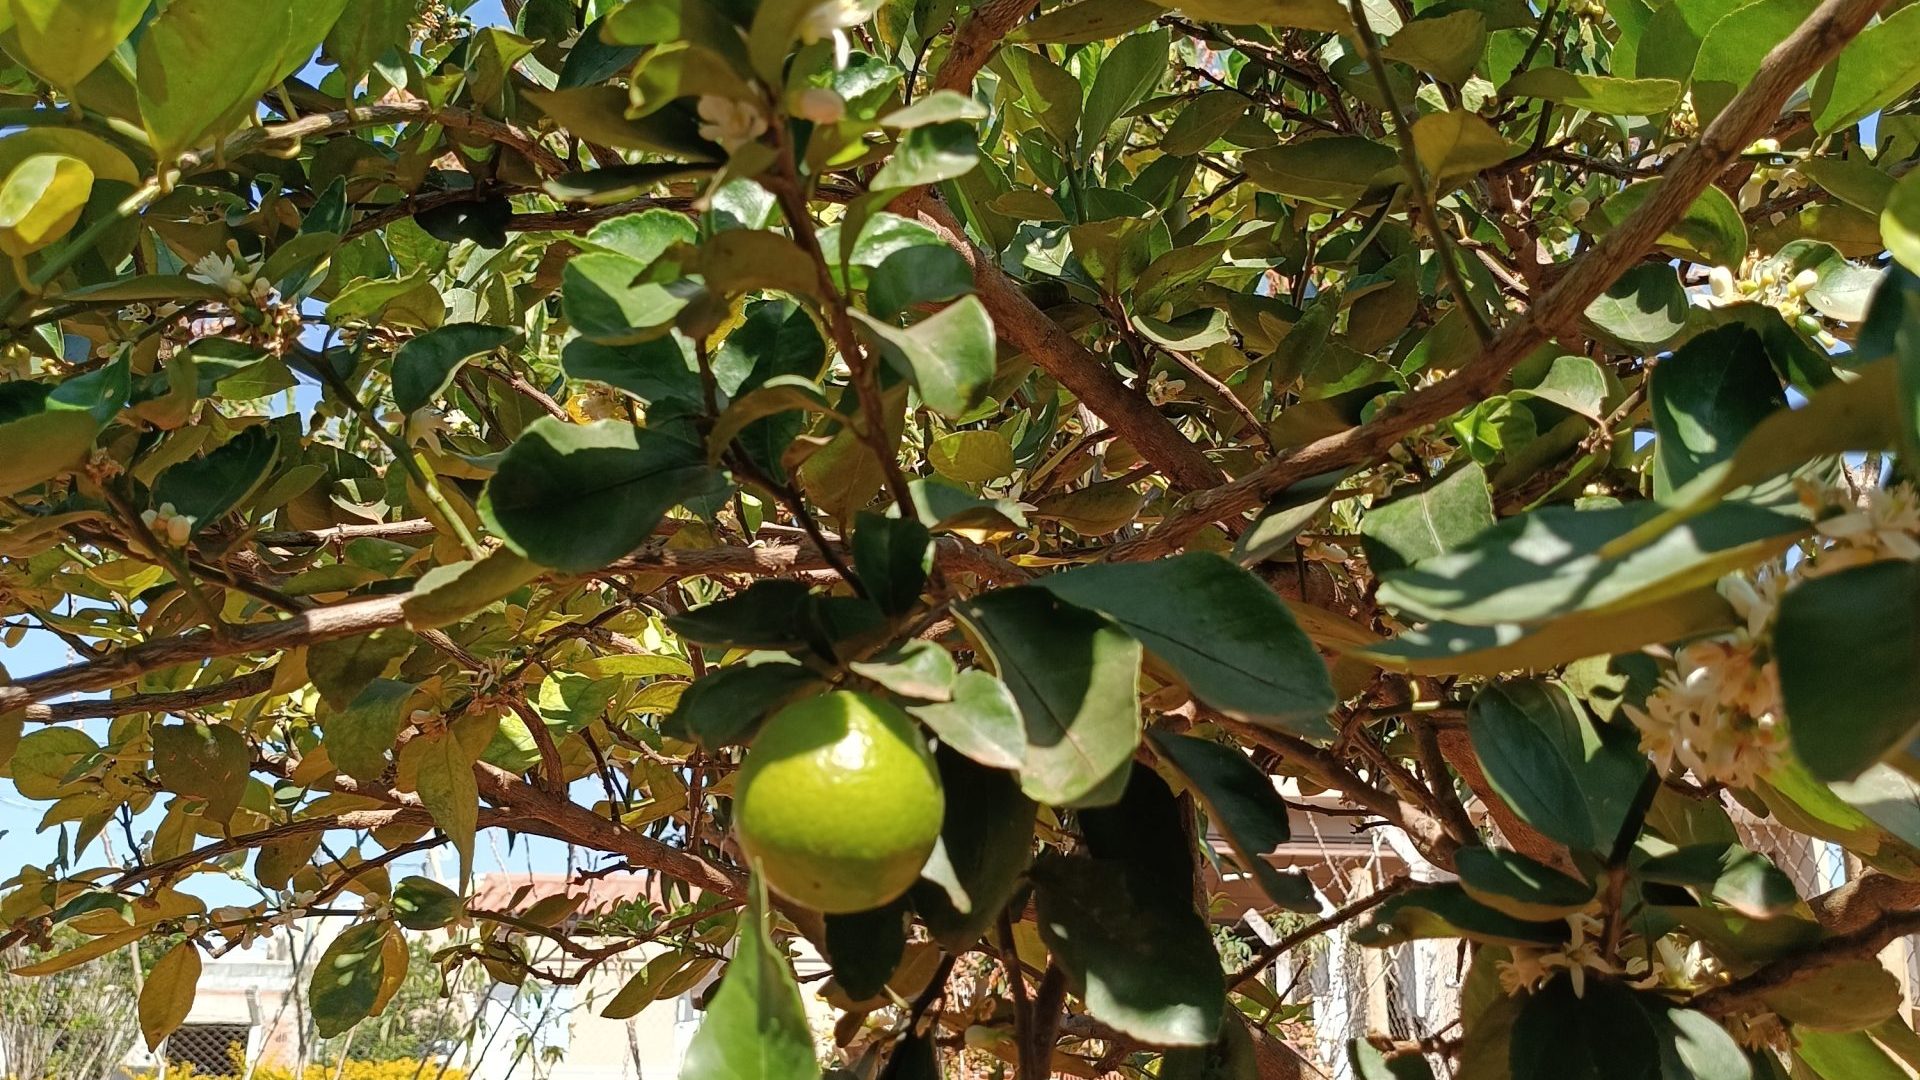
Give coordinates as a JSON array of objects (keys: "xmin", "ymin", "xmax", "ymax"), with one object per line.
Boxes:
[{"xmin": 2, "ymin": 0, "xmax": 1920, "ymax": 1078}]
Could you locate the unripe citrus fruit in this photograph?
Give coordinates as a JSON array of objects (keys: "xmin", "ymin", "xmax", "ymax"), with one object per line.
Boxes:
[{"xmin": 734, "ymin": 690, "xmax": 944, "ymax": 913}]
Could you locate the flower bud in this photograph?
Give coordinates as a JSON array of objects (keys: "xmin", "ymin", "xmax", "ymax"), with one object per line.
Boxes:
[
  {"xmin": 792, "ymin": 87, "xmax": 846, "ymax": 124},
  {"xmin": 1708, "ymin": 265, "xmax": 1736, "ymax": 298}
]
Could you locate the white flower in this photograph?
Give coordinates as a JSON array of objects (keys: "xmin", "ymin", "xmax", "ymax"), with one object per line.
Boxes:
[
  {"xmin": 696, "ymin": 95, "xmax": 768, "ymax": 152},
  {"xmin": 1719, "ymin": 569, "xmax": 1785, "ymax": 639},
  {"xmin": 1497, "ymin": 948, "xmax": 1553, "ymax": 996},
  {"xmin": 792, "ymin": 87, "xmax": 846, "ymax": 124},
  {"xmin": 1811, "ymin": 483, "xmax": 1920, "ymax": 568},
  {"xmin": 188, "ymin": 251, "xmax": 257, "ymax": 297},
  {"xmin": 797, "ymin": 0, "xmax": 871, "ymax": 68},
  {"xmin": 1624, "ymin": 638, "xmax": 1786, "ymax": 789},
  {"xmin": 1707, "ymin": 265, "xmax": 1737, "ymax": 303}
]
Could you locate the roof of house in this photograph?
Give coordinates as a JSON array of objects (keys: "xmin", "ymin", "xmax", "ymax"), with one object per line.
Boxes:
[{"xmin": 469, "ymin": 872, "xmax": 689, "ymax": 917}]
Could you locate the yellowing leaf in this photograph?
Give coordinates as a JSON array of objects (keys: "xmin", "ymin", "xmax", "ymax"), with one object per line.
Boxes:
[
  {"xmin": 1409, "ymin": 111, "xmax": 1514, "ymax": 187},
  {"xmin": 140, "ymin": 942, "xmax": 203, "ymax": 1050},
  {"xmin": 400, "ymin": 723, "xmax": 484, "ymax": 888},
  {"xmin": 6, "ymin": 0, "xmax": 146, "ymax": 88},
  {"xmin": 11, "ymin": 923, "xmax": 145, "ymax": 976},
  {"xmin": 0, "ymin": 153, "xmax": 93, "ymax": 257}
]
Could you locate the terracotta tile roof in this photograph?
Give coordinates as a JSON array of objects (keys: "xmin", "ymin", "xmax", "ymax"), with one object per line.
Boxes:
[{"xmin": 468, "ymin": 872, "xmax": 690, "ymax": 917}]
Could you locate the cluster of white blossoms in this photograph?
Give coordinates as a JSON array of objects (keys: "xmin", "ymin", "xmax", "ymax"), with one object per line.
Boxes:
[
  {"xmin": 1496, "ymin": 912, "xmax": 1658, "ymax": 998},
  {"xmin": 139, "ymin": 501, "xmax": 197, "ymax": 546},
  {"xmin": 1623, "ymin": 479, "xmax": 1920, "ymax": 788},
  {"xmin": 1624, "ymin": 571, "xmax": 1788, "ymax": 788},
  {"xmin": 1700, "ymin": 250, "xmax": 1837, "ymax": 348},
  {"xmin": 1803, "ymin": 480, "xmax": 1920, "ymax": 574}
]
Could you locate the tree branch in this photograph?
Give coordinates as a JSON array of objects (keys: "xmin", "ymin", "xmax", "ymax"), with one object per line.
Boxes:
[
  {"xmin": 1109, "ymin": 0, "xmax": 1893, "ymax": 559},
  {"xmin": 900, "ymin": 193, "xmax": 1227, "ymax": 493}
]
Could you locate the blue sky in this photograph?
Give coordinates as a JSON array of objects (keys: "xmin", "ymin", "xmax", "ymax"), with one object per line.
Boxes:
[{"xmin": 0, "ymin": 0, "xmax": 601, "ymax": 906}]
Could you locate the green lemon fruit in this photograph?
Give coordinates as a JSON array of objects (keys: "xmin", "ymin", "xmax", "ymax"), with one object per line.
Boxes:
[{"xmin": 734, "ymin": 690, "xmax": 945, "ymax": 914}]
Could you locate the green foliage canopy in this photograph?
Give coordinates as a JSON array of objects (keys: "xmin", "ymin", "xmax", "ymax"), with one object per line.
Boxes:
[{"xmin": 1, "ymin": 0, "xmax": 1920, "ymax": 1077}]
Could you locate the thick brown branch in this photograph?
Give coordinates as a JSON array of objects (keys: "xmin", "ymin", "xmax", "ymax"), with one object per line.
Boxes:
[
  {"xmin": 21, "ymin": 667, "xmax": 278, "ymax": 723},
  {"xmin": 934, "ymin": 0, "xmax": 1041, "ymax": 93},
  {"xmin": 901, "ymin": 193, "xmax": 1226, "ymax": 494},
  {"xmin": 1110, "ymin": 0, "xmax": 1892, "ymax": 558},
  {"xmin": 0, "ymin": 594, "xmax": 410, "ymax": 714},
  {"xmin": 1690, "ymin": 907, "xmax": 1920, "ymax": 1017}
]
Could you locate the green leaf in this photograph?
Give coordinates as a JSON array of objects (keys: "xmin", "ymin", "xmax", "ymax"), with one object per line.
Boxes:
[
  {"xmin": 6, "ymin": 0, "xmax": 145, "ymax": 88},
  {"xmin": 1353, "ymin": 884, "xmax": 1566, "ymax": 947},
  {"xmin": 1691, "ymin": 0, "xmax": 1819, "ymax": 126},
  {"xmin": 1512, "ymin": 976, "xmax": 1749, "ymax": 1080},
  {"xmin": 1243, "ymin": 137, "xmax": 1398, "ymax": 208},
  {"xmin": 309, "ymin": 920, "xmax": 388, "ymax": 1039},
  {"xmin": 851, "ymin": 296, "xmax": 995, "ymax": 420},
  {"xmin": 1456, "ymin": 847, "xmax": 1595, "ymax": 921},
  {"xmin": 1592, "ymin": 179, "xmax": 1748, "ymax": 268},
  {"xmin": 681, "ymin": 871, "xmax": 822, "ymax": 1080},
  {"xmin": 1377, "ymin": 498, "xmax": 1805, "ymax": 626},
  {"xmin": 1763, "ymin": 960, "xmax": 1902, "ymax": 1031},
  {"xmin": 908, "ymin": 670, "xmax": 1027, "ymax": 772},
  {"xmin": 1611, "ymin": 360, "xmax": 1900, "ymax": 551},
  {"xmin": 666, "ymin": 662, "xmax": 825, "ymax": 749},
  {"xmin": 151, "ymin": 722, "xmax": 250, "ymax": 825},
  {"xmin": 563, "ymin": 335, "xmax": 702, "ymax": 406},
  {"xmin": 999, "ymin": 48, "xmax": 1084, "ymax": 146},
  {"xmin": 0, "ymin": 359, "xmax": 126, "ymax": 496},
  {"xmin": 1638, "ymin": 844, "xmax": 1800, "ymax": 918},
  {"xmin": 1811, "ymin": 4, "xmax": 1920, "ymax": 134},
  {"xmin": 1012, "ymin": 0, "xmax": 1163, "ymax": 42},
  {"xmin": 307, "ymin": 627, "xmax": 415, "ymax": 712},
  {"xmin": 1409, "ymin": 111, "xmax": 1513, "ymax": 187},
  {"xmin": 481, "ymin": 418, "xmax": 721, "ymax": 572},
  {"xmin": 872, "ymin": 122, "xmax": 981, "ymax": 189},
  {"xmin": 562, "ymin": 251, "xmax": 690, "ymax": 344},
  {"xmin": 910, "ymin": 748, "xmax": 1035, "ymax": 948},
  {"xmin": 1795, "ymin": 1029, "xmax": 1912, "ymax": 1078},
  {"xmin": 928, "ymin": 429, "xmax": 1016, "ymax": 483},
  {"xmin": 401, "ymin": 722, "xmax": 484, "ymax": 888},
  {"xmin": 1501, "ymin": 68, "xmax": 1681, "ymax": 114},
  {"xmin": 1359, "ymin": 462, "xmax": 1495, "ymax": 577},
  {"xmin": 952, "ymin": 587, "xmax": 1142, "ymax": 807},
  {"xmin": 1157, "ymin": 0, "xmax": 1351, "ymax": 33},
  {"xmin": 1031, "ymin": 855, "xmax": 1225, "ymax": 1047},
  {"xmin": 1361, "ymin": 587, "xmax": 1737, "ymax": 677},
  {"xmin": 1888, "ymin": 169, "xmax": 1920, "ymax": 276},
  {"xmin": 324, "ymin": 679, "xmax": 416, "ymax": 784},
  {"xmin": 392, "ymin": 324, "xmax": 520, "ymax": 417},
  {"xmin": 1382, "ymin": 11, "xmax": 1487, "ymax": 85},
  {"xmin": 866, "ymin": 245, "xmax": 974, "ymax": 320},
  {"xmin": 1152, "ymin": 732, "xmax": 1317, "ymax": 912},
  {"xmin": 1080, "ymin": 28, "xmax": 1171, "ymax": 151},
  {"xmin": 1777, "ymin": 560, "xmax": 1920, "ymax": 782},
  {"xmin": 852, "ymin": 511, "xmax": 932, "ymax": 616},
  {"xmin": 0, "ymin": 153, "xmax": 92, "ymax": 256},
  {"xmin": 154, "ymin": 425, "xmax": 279, "ymax": 536},
  {"xmin": 603, "ymin": 952, "xmax": 715, "ymax": 1019},
  {"xmin": 1161, "ymin": 89, "xmax": 1252, "ymax": 158},
  {"xmin": 1651, "ymin": 324, "xmax": 1788, "ymax": 499},
  {"xmin": 1038, "ymin": 553, "xmax": 1336, "ymax": 737},
  {"xmin": 823, "ymin": 902, "xmax": 907, "ymax": 1002},
  {"xmin": 849, "ymin": 640, "xmax": 957, "ymax": 701},
  {"xmin": 392, "ymin": 875, "xmax": 464, "ymax": 931},
  {"xmin": 135, "ymin": 0, "xmax": 293, "ymax": 160},
  {"xmin": 1584, "ymin": 262, "xmax": 1690, "ymax": 350},
  {"xmin": 324, "ymin": 0, "xmax": 415, "ymax": 82},
  {"xmin": 402, "ymin": 549, "xmax": 542, "ymax": 630},
  {"xmin": 1467, "ymin": 679, "xmax": 1648, "ymax": 852}
]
